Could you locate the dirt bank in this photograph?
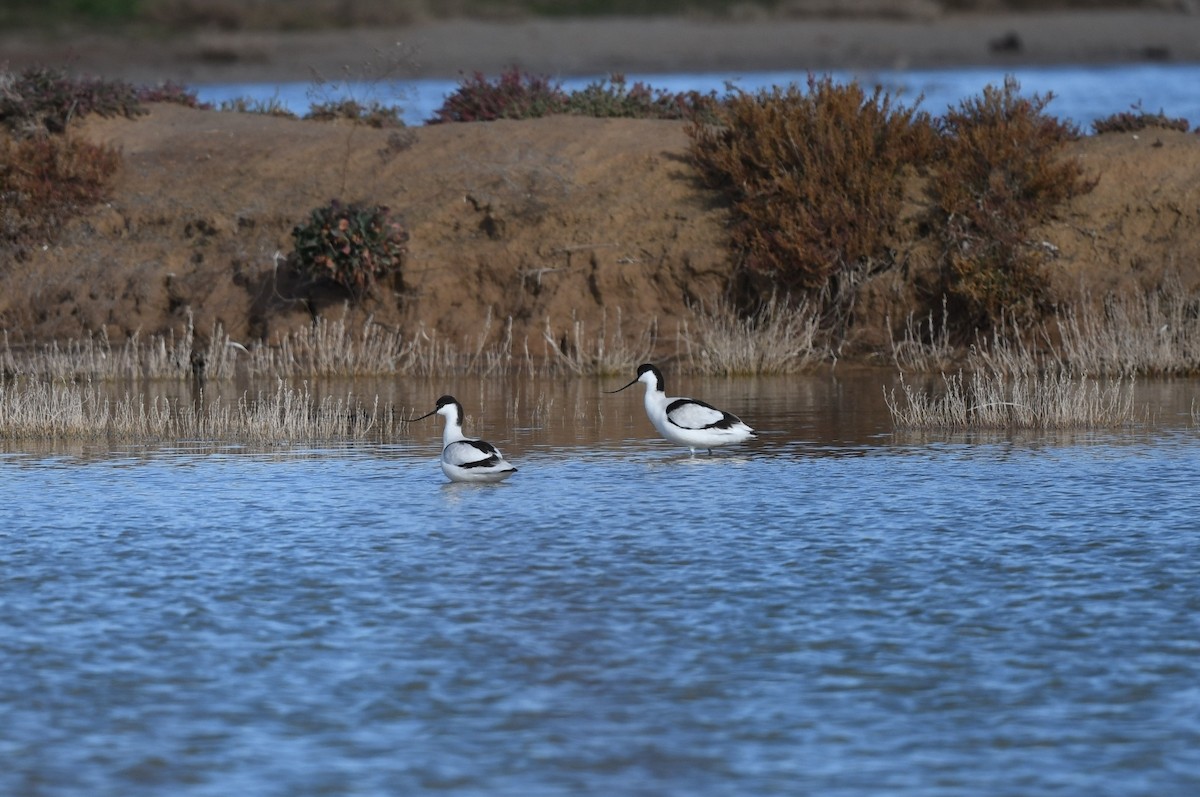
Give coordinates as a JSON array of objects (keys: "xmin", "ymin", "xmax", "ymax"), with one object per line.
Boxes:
[{"xmin": 2, "ymin": 103, "xmax": 1198, "ymax": 362}]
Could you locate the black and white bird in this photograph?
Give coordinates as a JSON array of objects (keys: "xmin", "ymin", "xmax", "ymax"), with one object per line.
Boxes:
[
  {"xmin": 412, "ymin": 395, "xmax": 517, "ymax": 483},
  {"xmin": 608, "ymin": 363, "xmax": 757, "ymax": 454}
]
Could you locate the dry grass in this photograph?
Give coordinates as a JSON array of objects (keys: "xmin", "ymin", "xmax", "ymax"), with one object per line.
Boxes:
[
  {"xmin": 888, "ymin": 283, "xmax": 1200, "ymax": 378},
  {"xmin": 1, "ymin": 312, "xmax": 647, "ymax": 381},
  {"xmin": 884, "ymin": 368, "xmax": 1137, "ymax": 430},
  {"xmin": 678, "ymin": 294, "xmax": 824, "ymax": 375},
  {"xmin": 1, "ymin": 322, "xmax": 241, "ymax": 381},
  {"xmin": 540, "ymin": 307, "xmax": 656, "ymax": 377},
  {"xmin": 1052, "ymin": 285, "xmax": 1200, "ymax": 377},
  {"xmin": 0, "ymin": 377, "xmax": 407, "ymax": 443},
  {"xmin": 888, "ymin": 297, "xmax": 957, "ymax": 373}
]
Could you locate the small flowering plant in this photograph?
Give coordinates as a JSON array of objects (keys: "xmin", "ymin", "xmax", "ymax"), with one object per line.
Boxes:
[{"xmin": 289, "ymin": 200, "xmax": 408, "ymax": 301}]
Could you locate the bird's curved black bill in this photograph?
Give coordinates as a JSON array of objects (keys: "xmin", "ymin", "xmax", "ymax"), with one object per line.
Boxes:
[{"xmin": 604, "ymin": 378, "xmax": 639, "ymax": 394}]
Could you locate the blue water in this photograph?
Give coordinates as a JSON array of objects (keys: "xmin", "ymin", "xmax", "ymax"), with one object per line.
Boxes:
[
  {"xmin": 3, "ymin": 373, "xmax": 1199, "ymax": 796},
  {"xmin": 193, "ymin": 63, "xmax": 1200, "ymax": 128}
]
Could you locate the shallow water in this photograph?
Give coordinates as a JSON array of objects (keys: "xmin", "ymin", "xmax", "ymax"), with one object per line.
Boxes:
[
  {"xmin": 194, "ymin": 63, "xmax": 1200, "ymax": 128},
  {"xmin": 3, "ymin": 371, "xmax": 1200, "ymax": 796}
]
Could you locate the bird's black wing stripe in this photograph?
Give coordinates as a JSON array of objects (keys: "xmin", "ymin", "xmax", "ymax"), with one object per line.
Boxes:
[
  {"xmin": 665, "ymin": 397, "xmax": 741, "ymax": 430},
  {"xmin": 460, "ymin": 439, "xmax": 503, "ymax": 468}
]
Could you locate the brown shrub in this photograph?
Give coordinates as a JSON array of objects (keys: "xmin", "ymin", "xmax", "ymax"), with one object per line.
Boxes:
[
  {"xmin": 686, "ymin": 76, "xmax": 936, "ymax": 303},
  {"xmin": 0, "ymin": 134, "xmax": 121, "ymax": 252},
  {"xmin": 929, "ymin": 77, "xmax": 1095, "ymax": 332}
]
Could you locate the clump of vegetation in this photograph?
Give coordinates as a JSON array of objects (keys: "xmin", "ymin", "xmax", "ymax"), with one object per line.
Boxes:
[
  {"xmin": 885, "ymin": 368, "xmax": 1136, "ymax": 430},
  {"xmin": 686, "ymin": 76, "xmax": 936, "ymax": 298},
  {"xmin": 0, "ymin": 66, "xmax": 143, "ymax": 134},
  {"xmin": 1092, "ymin": 103, "xmax": 1190, "ymax": 134},
  {"xmin": 1, "ymin": 133, "xmax": 120, "ymax": 251},
  {"xmin": 135, "ymin": 80, "xmax": 209, "ymax": 108},
  {"xmin": 218, "ymin": 96, "xmax": 295, "ymax": 117},
  {"xmin": 288, "ymin": 200, "xmax": 409, "ymax": 302},
  {"xmin": 929, "ymin": 77, "xmax": 1095, "ymax": 332},
  {"xmin": 428, "ymin": 67, "xmax": 721, "ymax": 124},
  {"xmin": 0, "ymin": 376, "xmax": 407, "ymax": 443},
  {"xmin": 1, "ymin": 67, "xmax": 209, "ymax": 135},
  {"xmin": 305, "ymin": 99, "xmax": 406, "ymax": 128},
  {"xmin": 428, "ymin": 68, "xmax": 569, "ymax": 124},
  {"xmin": 565, "ymin": 74, "xmax": 719, "ymax": 121}
]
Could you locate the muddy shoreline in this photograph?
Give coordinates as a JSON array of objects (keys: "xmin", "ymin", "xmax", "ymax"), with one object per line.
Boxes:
[{"xmin": 4, "ymin": 10, "xmax": 1200, "ymax": 87}]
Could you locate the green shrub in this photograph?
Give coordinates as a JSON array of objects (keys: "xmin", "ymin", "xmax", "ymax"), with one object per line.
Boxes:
[
  {"xmin": 1, "ymin": 133, "xmax": 120, "ymax": 251},
  {"xmin": 686, "ymin": 76, "xmax": 936, "ymax": 297},
  {"xmin": 288, "ymin": 200, "xmax": 409, "ymax": 301},
  {"xmin": 1092, "ymin": 103, "xmax": 1190, "ymax": 134},
  {"xmin": 929, "ymin": 77, "xmax": 1095, "ymax": 331}
]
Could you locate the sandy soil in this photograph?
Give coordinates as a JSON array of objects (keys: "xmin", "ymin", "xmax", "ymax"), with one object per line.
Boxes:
[{"xmin": 2, "ymin": 11, "xmax": 1200, "ymax": 360}]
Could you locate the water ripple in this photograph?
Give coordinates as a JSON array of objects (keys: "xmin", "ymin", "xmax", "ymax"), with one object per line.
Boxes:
[{"xmin": 2, "ymin": 433, "xmax": 1200, "ymax": 796}]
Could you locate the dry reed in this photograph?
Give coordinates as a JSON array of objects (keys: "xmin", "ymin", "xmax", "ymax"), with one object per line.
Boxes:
[
  {"xmin": 1053, "ymin": 285, "xmax": 1200, "ymax": 376},
  {"xmin": 889, "ymin": 297, "xmax": 957, "ymax": 373},
  {"xmin": 889, "ymin": 285, "xmax": 1200, "ymax": 377},
  {"xmin": 884, "ymin": 368, "xmax": 1137, "ymax": 430},
  {"xmin": 0, "ymin": 378, "xmax": 407, "ymax": 443},
  {"xmin": 678, "ymin": 295, "xmax": 824, "ymax": 375},
  {"xmin": 540, "ymin": 307, "xmax": 656, "ymax": 377}
]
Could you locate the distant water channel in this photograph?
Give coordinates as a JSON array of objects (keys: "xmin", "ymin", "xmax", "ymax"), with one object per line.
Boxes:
[
  {"xmin": 3, "ymin": 371, "xmax": 1200, "ymax": 796},
  {"xmin": 193, "ymin": 63, "xmax": 1200, "ymax": 127}
]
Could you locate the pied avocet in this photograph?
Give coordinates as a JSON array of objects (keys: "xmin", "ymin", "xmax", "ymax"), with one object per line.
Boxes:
[
  {"xmin": 608, "ymin": 363, "xmax": 757, "ymax": 454},
  {"xmin": 412, "ymin": 395, "xmax": 517, "ymax": 483}
]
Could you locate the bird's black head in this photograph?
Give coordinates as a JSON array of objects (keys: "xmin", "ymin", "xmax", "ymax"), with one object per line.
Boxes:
[
  {"xmin": 412, "ymin": 395, "xmax": 462, "ymax": 424},
  {"xmin": 606, "ymin": 363, "xmax": 663, "ymax": 394},
  {"xmin": 636, "ymin": 363, "xmax": 664, "ymax": 392}
]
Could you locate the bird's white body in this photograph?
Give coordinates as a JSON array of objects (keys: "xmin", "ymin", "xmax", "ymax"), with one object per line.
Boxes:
[
  {"xmin": 416, "ymin": 396, "xmax": 517, "ymax": 483},
  {"xmin": 614, "ymin": 364, "xmax": 757, "ymax": 454}
]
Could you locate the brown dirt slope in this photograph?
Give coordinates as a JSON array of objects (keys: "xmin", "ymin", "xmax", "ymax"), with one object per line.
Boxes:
[{"xmin": 2, "ymin": 106, "xmax": 1199, "ymax": 358}]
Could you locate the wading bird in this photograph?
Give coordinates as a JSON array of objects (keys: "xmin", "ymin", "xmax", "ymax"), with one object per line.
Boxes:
[
  {"xmin": 607, "ymin": 363, "xmax": 757, "ymax": 454},
  {"xmin": 412, "ymin": 395, "xmax": 517, "ymax": 483}
]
